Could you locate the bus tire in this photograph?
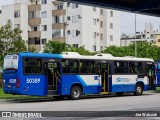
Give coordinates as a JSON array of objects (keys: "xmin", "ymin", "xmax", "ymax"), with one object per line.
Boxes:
[
  {"xmin": 134, "ymin": 84, "xmax": 143, "ymax": 96},
  {"xmin": 70, "ymin": 86, "xmax": 82, "ymax": 100},
  {"xmin": 116, "ymin": 92, "xmax": 124, "ymax": 96}
]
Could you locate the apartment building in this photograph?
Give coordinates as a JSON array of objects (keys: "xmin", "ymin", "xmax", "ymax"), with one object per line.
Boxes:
[
  {"xmin": 0, "ymin": 0, "xmax": 120, "ymax": 52},
  {"xmin": 121, "ymin": 23, "xmax": 158, "ymax": 46}
]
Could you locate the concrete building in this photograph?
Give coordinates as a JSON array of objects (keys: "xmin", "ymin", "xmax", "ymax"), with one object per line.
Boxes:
[
  {"xmin": 156, "ymin": 34, "xmax": 160, "ymax": 47},
  {"xmin": 0, "ymin": 0, "xmax": 120, "ymax": 52},
  {"xmin": 121, "ymin": 23, "xmax": 158, "ymax": 46}
]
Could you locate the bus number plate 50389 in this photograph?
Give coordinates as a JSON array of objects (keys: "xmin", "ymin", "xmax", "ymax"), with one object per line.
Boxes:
[{"xmin": 26, "ymin": 78, "xmax": 40, "ymax": 84}]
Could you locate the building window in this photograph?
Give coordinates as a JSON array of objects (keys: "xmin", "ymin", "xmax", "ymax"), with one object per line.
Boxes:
[
  {"xmin": 35, "ymin": 37, "xmax": 40, "ymax": 44},
  {"xmin": 29, "ymin": 11, "xmax": 40, "ymax": 18},
  {"xmin": 93, "ymin": 45, "xmax": 96, "ymax": 51},
  {"xmin": 100, "ymin": 21, "xmax": 103, "ymax": 28},
  {"xmin": 14, "ymin": 24, "xmax": 20, "ymax": 29},
  {"xmin": 158, "ymin": 39, "xmax": 160, "ymax": 42},
  {"xmin": 28, "ymin": 37, "xmax": 40, "ymax": 45},
  {"xmin": 31, "ymin": 26, "xmax": 40, "ymax": 31},
  {"xmin": 41, "ymin": 0, "xmax": 47, "ymax": 4},
  {"xmin": 53, "ymin": 16, "xmax": 65, "ymax": 23},
  {"xmin": 72, "ymin": 30, "xmax": 80, "ymax": 37},
  {"xmin": 110, "ymin": 11, "xmax": 113, "ymax": 17},
  {"xmin": 110, "ymin": 35, "xmax": 113, "ymax": 41},
  {"xmin": 73, "ymin": 44, "xmax": 78, "ymax": 48},
  {"xmin": 110, "ymin": 23, "xmax": 113, "ymax": 29},
  {"xmin": 100, "ymin": 34, "xmax": 103, "ymax": 40},
  {"xmin": 100, "ymin": 46, "xmax": 103, "ymax": 51},
  {"xmin": 72, "ymin": 15, "xmax": 78, "ymax": 23},
  {"xmin": 41, "ymin": 11, "xmax": 47, "ymax": 18},
  {"xmin": 31, "ymin": 0, "xmax": 39, "ymax": 4},
  {"xmin": 57, "ymin": 4, "xmax": 63, "ymax": 10},
  {"xmin": 42, "ymin": 38, "xmax": 47, "ymax": 44},
  {"xmin": 72, "ymin": 3, "xmax": 78, "ymax": 9},
  {"xmin": 14, "ymin": 10, "xmax": 20, "ymax": 18},
  {"xmin": 93, "ymin": 7, "xmax": 96, "ymax": 11},
  {"xmin": 52, "ymin": 29, "xmax": 65, "ymax": 37},
  {"xmin": 41, "ymin": 25, "xmax": 47, "ymax": 31},
  {"xmin": 93, "ymin": 18, "xmax": 96, "ymax": 25},
  {"xmin": 100, "ymin": 9, "xmax": 103, "ymax": 15},
  {"xmin": 93, "ymin": 32, "xmax": 96, "ymax": 39}
]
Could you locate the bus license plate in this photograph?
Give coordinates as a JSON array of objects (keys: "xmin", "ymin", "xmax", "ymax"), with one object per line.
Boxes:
[{"xmin": 7, "ymin": 85, "xmax": 11, "ymax": 88}]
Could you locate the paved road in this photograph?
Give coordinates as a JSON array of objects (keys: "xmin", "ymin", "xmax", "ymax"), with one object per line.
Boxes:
[
  {"xmin": 0, "ymin": 92, "xmax": 160, "ymax": 111},
  {"xmin": 0, "ymin": 92, "xmax": 160, "ymax": 119}
]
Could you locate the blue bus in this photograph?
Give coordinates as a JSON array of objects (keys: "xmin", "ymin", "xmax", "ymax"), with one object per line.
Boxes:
[
  {"xmin": 2, "ymin": 52, "xmax": 156, "ymax": 100},
  {"xmin": 155, "ymin": 60, "xmax": 160, "ymax": 87}
]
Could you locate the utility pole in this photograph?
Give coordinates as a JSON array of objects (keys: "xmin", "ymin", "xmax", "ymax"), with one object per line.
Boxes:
[{"xmin": 135, "ymin": 13, "xmax": 137, "ymax": 57}]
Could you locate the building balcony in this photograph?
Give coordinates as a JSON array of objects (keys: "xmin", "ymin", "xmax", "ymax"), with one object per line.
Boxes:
[
  {"xmin": 52, "ymin": 1, "xmax": 61, "ymax": 5},
  {"xmin": 28, "ymin": 44, "xmax": 41, "ymax": 52},
  {"xmin": 28, "ymin": 4, "xmax": 41, "ymax": 11},
  {"xmin": 52, "ymin": 9, "xmax": 66, "ymax": 16},
  {"xmin": 52, "ymin": 23, "xmax": 65, "ymax": 29},
  {"xmin": 52, "ymin": 37, "xmax": 66, "ymax": 43},
  {"xmin": 28, "ymin": 18, "xmax": 41, "ymax": 26},
  {"xmin": 28, "ymin": 31, "xmax": 41, "ymax": 38}
]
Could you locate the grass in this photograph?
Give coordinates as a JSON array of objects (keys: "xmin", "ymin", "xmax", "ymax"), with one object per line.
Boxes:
[
  {"xmin": 0, "ymin": 88, "xmax": 47, "ymax": 100},
  {"xmin": 156, "ymin": 87, "xmax": 160, "ymax": 92}
]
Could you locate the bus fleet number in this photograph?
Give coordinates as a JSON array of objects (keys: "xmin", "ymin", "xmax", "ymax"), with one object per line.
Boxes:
[{"xmin": 26, "ymin": 78, "xmax": 40, "ymax": 84}]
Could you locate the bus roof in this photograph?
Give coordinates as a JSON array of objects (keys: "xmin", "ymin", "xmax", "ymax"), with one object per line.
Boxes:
[
  {"xmin": 17, "ymin": 52, "xmax": 154, "ymax": 62},
  {"xmin": 19, "ymin": 52, "xmax": 62, "ymax": 59}
]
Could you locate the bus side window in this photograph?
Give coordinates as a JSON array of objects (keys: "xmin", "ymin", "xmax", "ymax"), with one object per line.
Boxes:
[
  {"xmin": 24, "ymin": 58, "xmax": 42, "ymax": 74},
  {"xmin": 114, "ymin": 61, "xmax": 128, "ymax": 74},
  {"xmin": 80, "ymin": 60, "xmax": 95, "ymax": 74},
  {"xmin": 62, "ymin": 59, "xmax": 79, "ymax": 74}
]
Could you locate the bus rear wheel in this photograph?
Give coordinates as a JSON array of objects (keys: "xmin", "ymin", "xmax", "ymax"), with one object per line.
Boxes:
[
  {"xmin": 70, "ymin": 86, "xmax": 82, "ymax": 100},
  {"xmin": 134, "ymin": 84, "xmax": 143, "ymax": 96}
]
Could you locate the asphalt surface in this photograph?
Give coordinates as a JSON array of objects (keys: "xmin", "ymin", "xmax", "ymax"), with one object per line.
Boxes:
[{"xmin": 0, "ymin": 92, "xmax": 160, "ymax": 119}]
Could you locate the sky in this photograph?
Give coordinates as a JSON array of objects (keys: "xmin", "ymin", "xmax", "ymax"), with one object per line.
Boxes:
[{"xmin": 1, "ymin": 0, "xmax": 160, "ymax": 35}]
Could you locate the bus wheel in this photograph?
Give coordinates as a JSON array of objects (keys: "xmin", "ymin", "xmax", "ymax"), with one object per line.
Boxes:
[
  {"xmin": 116, "ymin": 92, "xmax": 124, "ymax": 96},
  {"xmin": 70, "ymin": 86, "xmax": 82, "ymax": 100},
  {"xmin": 134, "ymin": 84, "xmax": 143, "ymax": 96}
]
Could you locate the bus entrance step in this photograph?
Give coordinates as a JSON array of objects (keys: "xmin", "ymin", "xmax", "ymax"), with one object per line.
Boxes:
[
  {"xmin": 48, "ymin": 85, "xmax": 56, "ymax": 90},
  {"xmin": 48, "ymin": 90, "xmax": 57, "ymax": 95}
]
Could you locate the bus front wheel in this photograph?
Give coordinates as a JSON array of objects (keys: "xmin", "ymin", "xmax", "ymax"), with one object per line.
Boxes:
[
  {"xmin": 134, "ymin": 84, "xmax": 143, "ymax": 96},
  {"xmin": 70, "ymin": 86, "xmax": 82, "ymax": 100}
]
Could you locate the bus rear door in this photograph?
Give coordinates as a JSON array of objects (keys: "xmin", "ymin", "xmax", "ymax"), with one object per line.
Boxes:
[
  {"xmin": 43, "ymin": 59, "xmax": 61, "ymax": 96},
  {"xmin": 98, "ymin": 62, "xmax": 112, "ymax": 94}
]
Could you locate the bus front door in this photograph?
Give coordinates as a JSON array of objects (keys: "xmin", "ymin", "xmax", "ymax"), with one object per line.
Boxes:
[
  {"xmin": 98, "ymin": 63, "xmax": 111, "ymax": 94},
  {"xmin": 44, "ymin": 62, "xmax": 61, "ymax": 96}
]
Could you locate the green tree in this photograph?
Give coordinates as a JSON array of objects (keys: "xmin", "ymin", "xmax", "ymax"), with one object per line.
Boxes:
[
  {"xmin": 0, "ymin": 20, "xmax": 27, "ymax": 66},
  {"xmin": 28, "ymin": 47, "xmax": 36, "ymax": 52},
  {"xmin": 68, "ymin": 46, "xmax": 94, "ymax": 55},
  {"xmin": 102, "ymin": 41, "xmax": 160, "ymax": 60},
  {"xmin": 44, "ymin": 41, "xmax": 68, "ymax": 54},
  {"xmin": 44, "ymin": 41, "xmax": 94, "ymax": 55}
]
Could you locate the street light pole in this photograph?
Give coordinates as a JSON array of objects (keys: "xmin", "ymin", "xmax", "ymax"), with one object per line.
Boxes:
[{"xmin": 135, "ymin": 13, "xmax": 137, "ymax": 57}]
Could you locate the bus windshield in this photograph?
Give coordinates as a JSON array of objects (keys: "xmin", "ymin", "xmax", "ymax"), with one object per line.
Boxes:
[{"xmin": 3, "ymin": 54, "xmax": 19, "ymax": 74}]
